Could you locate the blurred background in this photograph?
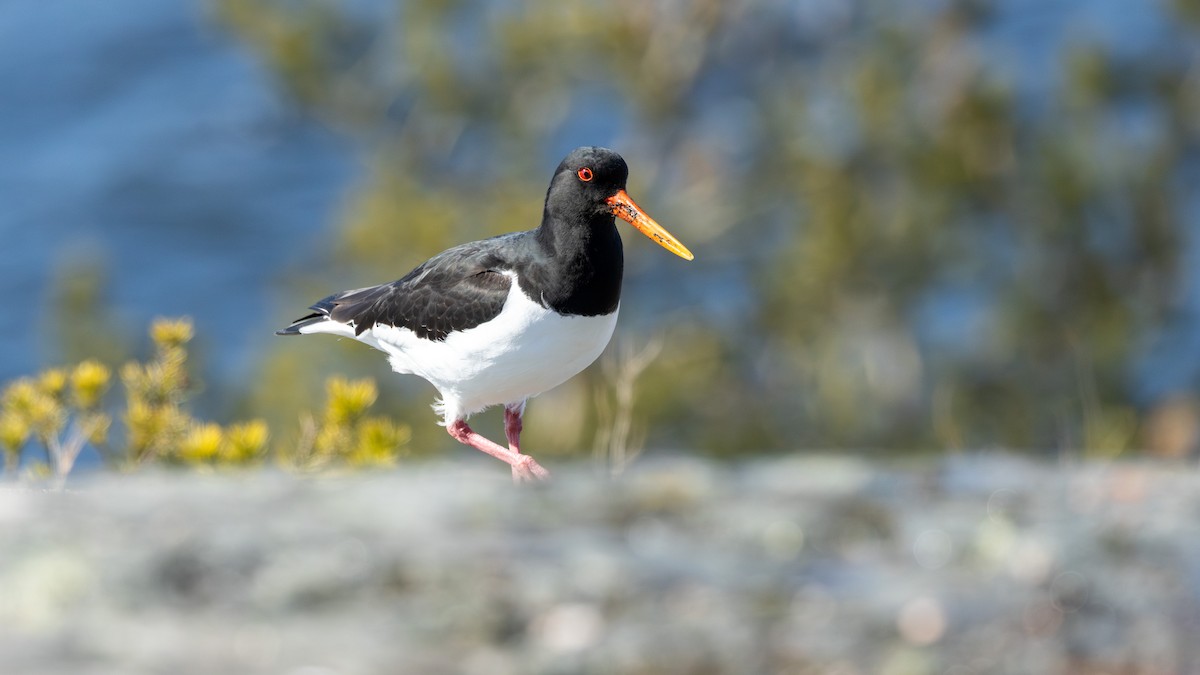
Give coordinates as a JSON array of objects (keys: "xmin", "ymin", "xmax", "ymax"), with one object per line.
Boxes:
[{"xmin": 4, "ymin": 0, "xmax": 1200, "ymax": 465}]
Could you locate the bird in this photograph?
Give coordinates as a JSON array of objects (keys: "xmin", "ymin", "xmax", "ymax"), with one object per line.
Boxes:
[{"xmin": 276, "ymin": 146, "xmax": 693, "ymax": 481}]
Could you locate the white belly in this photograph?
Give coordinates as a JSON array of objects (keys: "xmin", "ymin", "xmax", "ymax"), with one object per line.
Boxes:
[{"xmin": 356, "ymin": 279, "xmax": 617, "ymax": 422}]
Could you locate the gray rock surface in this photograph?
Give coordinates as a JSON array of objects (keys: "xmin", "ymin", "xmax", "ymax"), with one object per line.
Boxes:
[{"xmin": 1, "ymin": 456, "xmax": 1198, "ymax": 674}]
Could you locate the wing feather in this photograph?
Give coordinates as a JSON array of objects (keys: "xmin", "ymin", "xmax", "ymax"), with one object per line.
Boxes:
[{"xmin": 278, "ymin": 234, "xmax": 527, "ymax": 341}]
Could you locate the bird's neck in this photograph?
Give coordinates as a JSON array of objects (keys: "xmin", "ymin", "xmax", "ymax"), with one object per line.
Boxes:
[
  {"xmin": 529, "ymin": 210, "xmax": 624, "ymax": 316},
  {"xmin": 536, "ymin": 206, "xmax": 612, "ymax": 255}
]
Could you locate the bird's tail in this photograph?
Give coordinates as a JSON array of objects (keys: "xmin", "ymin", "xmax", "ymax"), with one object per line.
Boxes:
[
  {"xmin": 276, "ymin": 284, "xmax": 387, "ymax": 337},
  {"xmin": 275, "ymin": 291, "xmax": 344, "ymax": 336},
  {"xmin": 275, "ymin": 312, "xmax": 328, "ymax": 336}
]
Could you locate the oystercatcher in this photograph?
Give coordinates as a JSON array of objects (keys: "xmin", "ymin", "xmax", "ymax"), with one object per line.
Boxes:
[{"xmin": 277, "ymin": 147, "xmax": 692, "ymax": 480}]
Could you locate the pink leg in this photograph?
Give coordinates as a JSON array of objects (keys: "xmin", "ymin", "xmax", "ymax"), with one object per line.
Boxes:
[
  {"xmin": 504, "ymin": 402, "xmax": 525, "ymax": 454},
  {"xmin": 447, "ymin": 419, "xmax": 549, "ymax": 482},
  {"xmin": 504, "ymin": 403, "xmax": 526, "ymax": 482}
]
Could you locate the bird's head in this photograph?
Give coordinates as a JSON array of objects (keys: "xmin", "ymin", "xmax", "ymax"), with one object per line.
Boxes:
[{"xmin": 546, "ymin": 146, "xmax": 694, "ymax": 261}]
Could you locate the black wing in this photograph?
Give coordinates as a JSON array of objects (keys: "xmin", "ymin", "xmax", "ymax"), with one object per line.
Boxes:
[{"xmin": 279, "ymin": 235, "xmax": 525, "ymax": 341}]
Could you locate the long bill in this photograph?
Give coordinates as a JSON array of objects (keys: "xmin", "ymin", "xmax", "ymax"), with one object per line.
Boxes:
[{"xmin": 607, "ymin": 190, "xmax": 694, "ymax": 261}]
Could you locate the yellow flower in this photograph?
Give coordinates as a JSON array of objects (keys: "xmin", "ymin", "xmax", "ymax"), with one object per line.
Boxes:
[
  {"xmin": 38, "ymin": 369, "xmax": 68, "ymax": 399},
  {"xmin": 3, "ymin": 378, "xmax": 39, "ymax": 416},
  {"xmin": 179, "ymin": 423, "xmax": 224, "ymax": 462},
  {"xmin": 71, "ymin": 360, "xmax": 111, "ymax": 410},
  {"xmin": 0, "ymin": 412, "xmax": 29, "ymax": 454},
  {"xmin": 324, "ymin": 377, "xmax": 378, "ymax": 426},
  {"xmin": 151, "ymin": 317, "xmax": 194, "ymax": 350},
  {"xmin": 349, "ymin": 417, "xmax": 410, "ymax": 467},
  {"xmin": 224, "ymin": 420, "xmax": 269, "ymax": 463},
  {"xmin": 3, "ymin": 378, "xmax": 64, "ymax": 443}
]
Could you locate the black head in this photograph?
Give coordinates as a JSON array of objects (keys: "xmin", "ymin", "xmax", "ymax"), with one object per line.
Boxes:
[
  {"xmin": 542, "ymin": 146, "xmax": 693, "ymax": 260},
  {"xmin": 544, "ymin": 146, "xmax": 630, "ymax": 219}
]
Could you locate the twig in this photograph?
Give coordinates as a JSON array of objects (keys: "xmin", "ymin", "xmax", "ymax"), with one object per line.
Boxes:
[{"xmin": 594, "ymin": 336, "xmax": 663, "ymax": 476}]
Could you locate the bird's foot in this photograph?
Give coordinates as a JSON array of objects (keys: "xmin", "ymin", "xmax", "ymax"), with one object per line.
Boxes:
[{"xmin": 511, "ymin": 454, "xmax": 550, "ymax": 483}]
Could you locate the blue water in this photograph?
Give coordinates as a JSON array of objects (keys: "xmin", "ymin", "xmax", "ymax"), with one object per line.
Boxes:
[{"xmin": 0, "ymin": 0, "xmax": 354, "ymax": 384}]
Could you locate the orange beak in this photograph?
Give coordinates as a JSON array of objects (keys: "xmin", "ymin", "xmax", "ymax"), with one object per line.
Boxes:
[{"xmin": 607, "ymin": 190, "xmax": 694, "ymax": 261}]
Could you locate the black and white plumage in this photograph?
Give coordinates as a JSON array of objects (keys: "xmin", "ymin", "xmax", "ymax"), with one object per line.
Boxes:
[{"xmin": 277, "ymin": 147, "xmax": 693, "ymax": 480}]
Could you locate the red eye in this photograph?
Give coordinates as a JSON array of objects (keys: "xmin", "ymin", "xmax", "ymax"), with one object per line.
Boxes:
[{"xmin": 577, "ymin": 167, "xmax": 593, "ymax": 182}]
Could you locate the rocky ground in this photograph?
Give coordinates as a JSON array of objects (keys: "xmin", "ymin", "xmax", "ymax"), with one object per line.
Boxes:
[{"xmin": 2, "ymin": 455, "xmax": 1199, "ymax": 674}]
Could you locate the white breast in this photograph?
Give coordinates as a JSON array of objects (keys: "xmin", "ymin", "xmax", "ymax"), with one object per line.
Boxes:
[{"xmin": 358, "ymin": 273, "xmax": 618, "ymax": 423}]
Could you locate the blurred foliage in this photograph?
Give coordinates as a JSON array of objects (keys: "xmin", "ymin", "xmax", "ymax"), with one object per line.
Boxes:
[
  {"xmin": 286, "ymin": 377, "xmax": 415, "ymax": 471},
  {"xmin": 1, "ymin": 360, "xmax": 111, "ymax": 481},
  {"xmin": 211, "ymin": 0, "xmax": 1200, "ymax": 459},
  {"xmin": 0, "ymin": 318, "xmax": 411, "ymax": 480},
  {"xmin": 46, "ymin": 256, "xmax": 132, "ymax": 370},
  {"xmin": 122, "ymin": 318, "xmax": 196, "ymax": 463},
  {"xmin": 593, "ymin": 338, "xmax": 662, "ymax": 475}
]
